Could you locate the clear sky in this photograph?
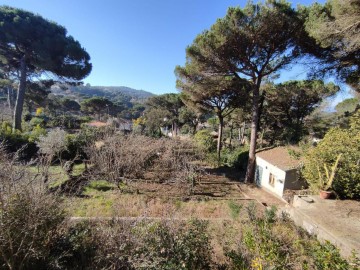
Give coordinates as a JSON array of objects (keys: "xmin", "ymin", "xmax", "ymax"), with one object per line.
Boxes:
[{"xmin": 1, "ymin": 0, "xmax": 336, "ymax": 96}]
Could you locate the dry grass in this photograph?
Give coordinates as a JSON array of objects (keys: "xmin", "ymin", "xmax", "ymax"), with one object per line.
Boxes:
[{"xmin": 64, "ymin": 178, "xmax": 253, "ymax": 220}]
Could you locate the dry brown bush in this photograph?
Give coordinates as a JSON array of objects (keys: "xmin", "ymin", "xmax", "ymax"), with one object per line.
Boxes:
[
  {"xmin": 86, "ymin": 135, "xmax": 203, "ymax": 190},
  {"xmin": 0, "ymin": 145, "xmax": 66, "ymax": 270}
]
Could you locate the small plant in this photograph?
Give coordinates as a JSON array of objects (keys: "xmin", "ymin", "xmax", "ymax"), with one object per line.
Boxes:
[
  {"xmin": 264, "ymin": 205, "xmax": 277, "ymax": 224},
  {"xmin": 246, "ymin": 201, "xmax": 257, "ymax": 222},
  {"xmin": 318, "ymin": 153, "xmax": 342, "ymax": 191},
  {"xmin": 228, "ymin": 201, "xmax": 242, "ymax": 219}
]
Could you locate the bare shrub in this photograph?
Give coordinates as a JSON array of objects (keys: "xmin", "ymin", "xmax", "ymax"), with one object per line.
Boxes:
[
  {"xmin": 37, "ymin": 128, "xmax": 67, "ymax": 157},
  {"xmin": 87, "ymin": 135, "xmax": 203, "ymax": 190},
  {"xmin": 36, "ymin": 128, "xmax": 68, "ymax": 182},
  {"xmin": 87, "ymin": 135, "xmax": 162, "ymax": 185},
  {"xmin": 0, "ymin": 145, "xmax": 66, "ymax": 270}
]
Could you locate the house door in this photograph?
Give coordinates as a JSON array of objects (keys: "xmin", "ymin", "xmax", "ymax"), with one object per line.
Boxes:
[{"xmin": 255, "ymin": 165, "xmax": 263, "ymax": 187}]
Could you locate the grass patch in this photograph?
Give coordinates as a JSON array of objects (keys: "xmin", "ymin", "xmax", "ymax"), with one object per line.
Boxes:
[
  {"xmin": 83, "ymin": 180, "xmax": 116, "ymax": 195},
  {"xmin": 228, "ymin": 200, "xmax": 242, "ymax": 219},
  {"xmin": 69, "ymin": 195, "xmax": 116, "ymax": 217},
  {"xmin": 27, "ymin": 163, "xmax": 87, "ymax": 188},
  {"xmin": 72, "ymin": 163, "xmax": 86, "ymax": 176}
]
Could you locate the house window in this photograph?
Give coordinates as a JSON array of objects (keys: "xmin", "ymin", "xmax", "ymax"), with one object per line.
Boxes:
[{"xmin": 269, "ymin": 173, "xmax": 275, "ymax": 187}]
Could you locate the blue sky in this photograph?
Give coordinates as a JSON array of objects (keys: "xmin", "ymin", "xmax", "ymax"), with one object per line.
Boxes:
[{"xmin": 2, "ymin": 0, "xmax": 344, "ymax": 97}]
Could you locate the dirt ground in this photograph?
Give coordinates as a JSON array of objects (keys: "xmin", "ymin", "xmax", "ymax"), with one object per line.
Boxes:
[
  {"xmin": 288, "ymin": 195, "xmax": 360, "ymax": 258},
  {"xmin": 64, "ymin": 165, "xmax": 287, "ymax": 219}
]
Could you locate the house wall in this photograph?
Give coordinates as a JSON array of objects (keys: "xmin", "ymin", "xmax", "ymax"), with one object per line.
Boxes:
[
  {"xmin": 284, "ymin": 169, "xmax": 306, "ymax": 190},
  {"xmin": 256, "ymin": 157, "xmax": 286, "ymax": 198}
]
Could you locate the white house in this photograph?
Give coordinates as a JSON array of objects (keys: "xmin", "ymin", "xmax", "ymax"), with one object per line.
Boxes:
[{"xmin": 255, "ymin": 146, "xmax": 305, "ymax": 199}]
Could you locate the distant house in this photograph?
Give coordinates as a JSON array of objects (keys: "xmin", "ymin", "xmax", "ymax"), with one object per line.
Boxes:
[
  {"xmin": 86, "ymin": 121, "xmax": 110, "ymax": 128},
  {"xmin": 107, "ymin": 117, "xmax": 133, "ymax": 133},
  {"xmin": 255, "ymin": 146, "xmax": 305, "ymax": 199}
]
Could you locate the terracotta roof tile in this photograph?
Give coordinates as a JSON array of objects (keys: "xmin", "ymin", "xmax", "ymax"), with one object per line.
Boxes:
[
  {"xmin": 86, "ymin": 121, "xmax": 109, "ymax": 127},
  {"xmin": 256, "ymin": 146, "xmax": 302, "ymax": 171}
]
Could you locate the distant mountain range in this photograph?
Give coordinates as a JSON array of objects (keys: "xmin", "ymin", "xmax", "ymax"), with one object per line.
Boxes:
[{"xmin": 51, "ymin": 84, "xmax": 155, "ymax": 103}]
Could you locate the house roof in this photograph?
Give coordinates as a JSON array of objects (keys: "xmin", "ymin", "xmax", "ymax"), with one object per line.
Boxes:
[
  {"xmin": 86, "ymin": 121, "xmax": 109, "ymax": 127},
  {"xmin": 256, "ymin": 146, "xmax": 302, "ymax": 171}
]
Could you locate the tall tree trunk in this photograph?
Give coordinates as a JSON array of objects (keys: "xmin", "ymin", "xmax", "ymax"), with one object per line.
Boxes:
[
  {"xmin": 173, "ymin": 121, "xmax": 178, "ymax": 137},
  {"xmin": 217, "ymin": 115, "xmax": 224, "ymax": 162},
  {"xmin": 245, "ymin": 83, "xmax": 260, "ymax": 183},
  {"xmin": 192, "ymin": 121, "xmax": 197, "ymax": 135},
  {"xmin": 239, "ymin": 121, "xmax": 246, "ymax": 144},
  {"xmin": 13, "ymin": 55, "xmax": 26, "ymax": 132},
  {"xmin": 7, "ymin": 87, "xmax": 15, "ymax": 121},
  {"xmin": 229, "ymin": 122, "xmax": 233, "ymax": 149},
  {"xmin": 7, "ymin": 87, "xmax": 13, "ymax": 111},
  {"xmin": 257, "ymin": 90, "xmax": 266, "ymax": 131}
]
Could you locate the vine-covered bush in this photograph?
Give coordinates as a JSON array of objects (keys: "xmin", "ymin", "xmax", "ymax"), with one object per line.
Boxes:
[{"xmin": 302, "ymin": 111, "xmax": 360, "ymax": 199}]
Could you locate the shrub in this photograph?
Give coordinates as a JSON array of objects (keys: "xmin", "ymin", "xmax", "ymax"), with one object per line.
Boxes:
[
  {"xmin": 28, "ymin": 124, "xmax": 47, "ymax": 142},
  {"xmin": 226, "ymin": 205, "xmax": 356, "ymax": 270},
  {"xmin": 29, "ymin": 116, "xmax": 46, "ymax": 128},
  {"xmin": 49, "ymin": 114, "xmax": 82, "ymax": 129},
  {"xmin": 93, "ymin": 219, "xmax": 213, "ymax": 270},
  {"xmin": 37, "ymin": 128, "xmax": 67, "ymax": 157},
  {"xmin": 49, "ymin": 221, "xmax": 96, "ymax": 269},
  {"xmin": 194, "ymin": 129, "xmax": 216, "ymax": 152},
  {"xmin": 1, "ymin": 121, "xmax": 12, "ymax": 134},
  {"xmin": 87, "ymin": 135, "xmax": 201, "ymax": 188},
  {"xmin": 302, "ymin": 126, "xmax": 360, "ymax": 199},
  {"xmin": 0, "ymin": 147, "xmax": 66, "ymax": 270},
  {"xmin": 222, "ymin": 146, "xmax": 249, "ymax": 170},
  {"xmin": 0, "ymin": 127, "xmax": 38, "ymax": 160}
]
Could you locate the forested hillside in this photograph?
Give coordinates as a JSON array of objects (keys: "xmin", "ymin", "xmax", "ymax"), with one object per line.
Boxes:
[{"xmin": 51, "ymin": 84, "xmax": 155, "ymax": 103}]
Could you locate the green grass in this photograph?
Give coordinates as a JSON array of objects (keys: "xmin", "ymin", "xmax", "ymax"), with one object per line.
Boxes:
[
  {"xmin": 228, "ymin": 200, "xmax": 242, "ymax": 219},
  {"xmin": 70, "ymin": 195, "xmax": 116, "ymax": 217},
  {"xmin": 72, "ymin": 163, "xmax": 86, "ymax": 176},
  {"xmin": 83, "ymin": 180, "xmax": 116, "ymax": 195},
  {"xmin": 40, "ymin": 163, "xmax": 87, "ymax": 188},
  {"xmin": 68, "ymin": 180, "xmax": 118, "ymax": 216},
  {"xmin": 64, "ymin": 179, "xmax": 247, "ymax": 220}
]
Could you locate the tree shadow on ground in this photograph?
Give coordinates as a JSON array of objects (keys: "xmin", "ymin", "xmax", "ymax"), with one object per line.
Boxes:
[{"xmin": 204, "ymin": 166, "xmax": 245, "ymax": 182}]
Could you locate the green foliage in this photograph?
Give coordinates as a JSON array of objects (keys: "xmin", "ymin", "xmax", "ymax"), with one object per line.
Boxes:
[
  {"xmin": 179, "ymin": 106, "xmax": 204, "ymax": 135},
  {"xmin": 1, "ymin": 121, "xmax": 12, "ymax": 134},
  {"xmin": 29, "ymin": 116, "xmax": 46, "ymax": 128},
  {"xmin": 81, "ymin": 97, "xmax": 113, "ymax": 115},
  {"xmin": 143, "ymin": 107, "xmax": 169, "ymax": 137},
  {"xmin": 303, "ymin": 120, "xmax": 360, "ymax": 198},
  {"xmin": 28, "ymin": 124, "xmax": 47, "ymax": 142},
  {"xmin": 304, "ymin": 0, "xmax": 360, "ymax": 90},
  {"xmin": 228, "ymin": 201, "xmax": 242, "ymax": 219},
  {"xmin": 0, "ymin": 126, "xmax": 38, "ymax": 160},
  {"xmin": 129, "ymin": 219, "xmax": 213, "ymax": 270},
  {"xmin": 49, "ymin": 114, "xmax": 82, "ymax": 129},
  {"xmin": 67, "ymin": 84, "xmax": 153, "ymax": 102},
  {"xmin": 335, "ymin": 98, "xmax": 359, "ymax": 115},
  {"xmin": 262, "ymin": 80, "xmax": 339, "ymax": 144},
  {"xmin": 177, "ymin": 0, "xmax": 308, "ymax": 181},
  {"xmin": 312, "ymin": 241, "xmax": 352, "ymax": 270},
  {"xmin": 49, "ymin": 221, "xmax": 96, "ymax": 269},
  {"xmin": 194, "ymin": 129, "xmax": 216, "ymax": 152},
  {"xmin": 0, "ymin": 6, "xmax": 92, "ymax": 130},
  {"xmin": 227, "ymin": 205, "xmax": 354, "ymax": 270},
  {"xmin": 317, "ymin": 153, "xmax": 342, "ymax": 191},
  {"xmin": 62, "ymin": 127, "xmax": 99, "ymax": 160},
  {"xmin": 222, "ymin": 146, "xmax": 249, "ymax": 170},
  {"xmin": 61, "ymin": 98, "xmax": 81, "ymax": 112},
  {"xmin": 0, "ymin": 6, "xmax": 92, "ymax": 78}
]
